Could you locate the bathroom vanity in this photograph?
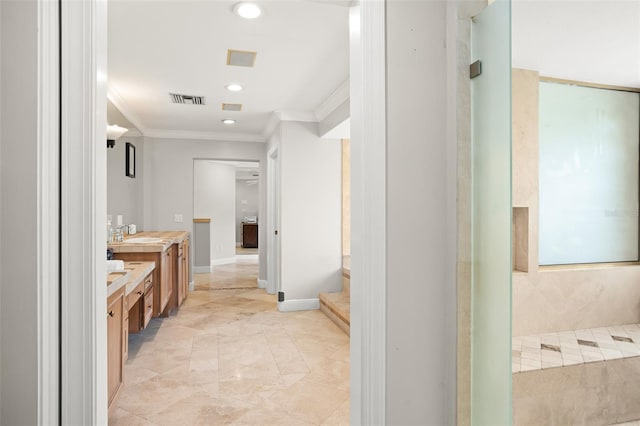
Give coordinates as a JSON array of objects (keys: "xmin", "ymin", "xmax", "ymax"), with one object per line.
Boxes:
[
  {"xmin": 106, "ymin": 260, "xmax": 155, "ymax": 416},
  {"xmin": 109, "ymin": 231, "xmax": 190, "ymax": 317}
]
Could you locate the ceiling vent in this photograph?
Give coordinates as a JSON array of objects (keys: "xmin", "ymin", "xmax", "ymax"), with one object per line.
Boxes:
[
  {"xmin": 170, "ymin": 93, "xmax": 206, "ymax": 105},
  {"xmin": 226, "ymin": 49, "xmax": 257, "ymax": 67},
  {"xmin": 222, "ymin": 103, "xmax": 243, "ymax": 112}
]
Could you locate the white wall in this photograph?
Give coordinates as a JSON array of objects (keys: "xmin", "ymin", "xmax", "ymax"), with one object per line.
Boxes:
[
  {"xmin": 385, "ymin": 1, "xmax": 455, "ymax": 424},
  {"xmin": 0, "ymin": 1, "xmax": 38, "ymax": 423},
  {"xmin": 141, "ymin": 137, "xmax": 267, "ymax": 279},
  {"xmin": 194, "ymin": 161, "xmax": 237, "ymax": 262},
  {"xmin": 107, "ymin": 135, "xmax": 143, "ymax": 226},
  {"xmin": 278, "ymin": 121, "xmax": 342, "ymax": 302},
  {"xmin": 236, "ymin": 180, "xmax": 259, "ymax": 243},
  {"xmin": 0, "ymin": 0, "xmax": 3, "ymax": 417}
]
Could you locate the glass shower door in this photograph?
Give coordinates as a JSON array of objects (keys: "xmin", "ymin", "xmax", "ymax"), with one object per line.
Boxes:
[{"xmin": 470, "ymin": 0, "xmax": 512, "ymax": 424}]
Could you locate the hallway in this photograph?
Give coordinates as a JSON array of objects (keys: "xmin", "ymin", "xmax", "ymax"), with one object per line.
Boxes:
[{"xmin": 109, "ymin": 259, "xmax": 350, "ymax": 425}]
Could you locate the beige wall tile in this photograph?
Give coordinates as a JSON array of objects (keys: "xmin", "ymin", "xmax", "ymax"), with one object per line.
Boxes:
[{"xmin": 512, "ymin": 68, "xmax": 640, "ymax": 335}]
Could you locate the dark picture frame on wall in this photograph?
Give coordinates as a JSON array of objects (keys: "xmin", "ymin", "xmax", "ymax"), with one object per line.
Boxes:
[{"xmin": 125, "ymin": 142, "xmax": 136, "ymax": 178}]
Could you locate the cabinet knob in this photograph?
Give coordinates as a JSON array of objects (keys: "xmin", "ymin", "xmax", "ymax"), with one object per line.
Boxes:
[
  {"xmin": 108, "ymin": 310, "xmax": 114, "ymax": 317},
  {"xmin": 137, "ymin": 291, "xmax": 143, "ymax": 295}
]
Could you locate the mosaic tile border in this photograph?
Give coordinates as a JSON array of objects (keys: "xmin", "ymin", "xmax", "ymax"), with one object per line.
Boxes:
[{"xmin": 513, "ymin": 324, "xmax": 640, "ymax": 373}]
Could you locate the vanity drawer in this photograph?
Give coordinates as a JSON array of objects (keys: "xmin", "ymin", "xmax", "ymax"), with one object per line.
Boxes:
[
  {"xmin": 143, "ymin": 286, "xmax": 154, "ymax": 328},
  {"xmin": 127, "ymin": 281, "xmax": 144, "ymax": 308},
  {"xmin": 143, "ymin": 272, "xmax": 153, "ymax": 291}
]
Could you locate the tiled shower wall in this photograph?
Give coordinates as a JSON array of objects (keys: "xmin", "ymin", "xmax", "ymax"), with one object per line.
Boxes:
[{"xmin": 512, "ymin": 68, "xmax": 640, "ymax": 336}]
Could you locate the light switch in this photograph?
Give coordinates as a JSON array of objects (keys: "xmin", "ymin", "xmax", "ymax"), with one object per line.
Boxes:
[{"xmin": 174, "ymin": 214, "xmax": 184, "ymax": 223}]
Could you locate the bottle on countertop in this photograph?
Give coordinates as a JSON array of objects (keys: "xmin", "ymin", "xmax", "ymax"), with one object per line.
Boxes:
[{"xmin": 107, "ymin": 220, "xmax": 114, "ymax": 243}]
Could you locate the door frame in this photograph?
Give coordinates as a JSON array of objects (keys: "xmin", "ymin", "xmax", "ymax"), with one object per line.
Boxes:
[
  {"xmin": 58, "ymin": 0, "xmax": 109, "ymax": 424},
  {"xmin": 267, "ymin": 146, "xmax": 280, "ymax": 295},
  {"xmin": 348, "ymin": 3, "xmax": 387, "ymax": 424},
  {"xmin": 48, "ymin": 1, "xmax": 388, "ymax": 424},
  {"xmin": 37, "ymin": 0, "xmax": 61, "ymax": 424}
]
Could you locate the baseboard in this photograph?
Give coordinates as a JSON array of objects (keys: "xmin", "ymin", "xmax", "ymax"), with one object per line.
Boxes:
[
  {"xmin": 257, "ymin": 279, "xmax": 267, "ymax": 289},
  {"xmin": 236, "ymin": 242, "xmax": 242, "ymax": 247},
  {"xmin": 236, "ymin": 254, "xmax": 259, "ymax": 261},
  {"xmin": 193, "ymin": 265, "xmax": 212, "ymax": 274},
  {"xmin": 277, "ymin": 298, "xmax": 320, "ymax": 312},
  {"xmin": 188, "ymin": 280, "xmax": 194, "ymax": 291},
  {"xmin": 211, "ymin": 257, "xmax": 236, "ymax": 266}
]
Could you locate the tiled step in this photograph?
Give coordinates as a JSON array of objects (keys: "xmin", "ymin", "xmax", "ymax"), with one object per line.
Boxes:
[
  {"xmin": 513, "ymin": 323, "xmax": 640, "ymax": 373},
  {"xmin": 320, "ymin": 290, "xmax": 350, "ymax": 335},
  {"xmin": 319, "ymin": 259, "xmax": 351, "ymax": 335}
]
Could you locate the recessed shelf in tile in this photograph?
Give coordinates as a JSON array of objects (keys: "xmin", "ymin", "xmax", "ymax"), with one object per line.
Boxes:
[{"xmin": 513, "ymin": 207, "xmax": 529, "ymax": 272}]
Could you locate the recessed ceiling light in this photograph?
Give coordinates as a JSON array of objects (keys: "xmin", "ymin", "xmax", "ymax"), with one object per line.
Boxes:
[
  {"xmin": 233, "ymin": 2, "xmax": 261, "ymax": 19},
  {"xmin": 222, "ymin": 119, "xmax": 236, "ymax": 125},
  {"xmin": 225, "ymin": 83, "xmax": 244, "ymax": 92}
]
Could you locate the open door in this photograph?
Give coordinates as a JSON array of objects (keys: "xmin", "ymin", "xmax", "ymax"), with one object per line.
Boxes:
[{"xmin": 470, "ymin": 0, "xmax": 512, "ymax": 424}]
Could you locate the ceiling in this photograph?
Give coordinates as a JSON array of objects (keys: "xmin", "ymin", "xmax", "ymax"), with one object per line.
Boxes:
[
  {"xmin": 107, "ymin": 0, "xmax": 350, "ymax": 142},
  {"xmin": 512, "ymin": 1, "xmax": 640, "ymax": 88}
]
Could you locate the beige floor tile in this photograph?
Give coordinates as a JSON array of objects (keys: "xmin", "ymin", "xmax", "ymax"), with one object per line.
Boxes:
[
  {"xmin": 114, "ymin": 259, "xmax": 350, "ymax": 424},
  {"xmin": 322, "ymin": 399, "xmax": 351, "ymax": 426},
  {"xmin": 109, "ymin": 407, "xmax": 159, "ymax": 426}
]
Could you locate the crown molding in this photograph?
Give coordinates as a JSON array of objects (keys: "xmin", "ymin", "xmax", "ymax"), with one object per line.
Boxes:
[
  {"xmin": 275, "ymin": 110, "xmax": 318, "ymax": 122},
  {"xmin": 314, "ymin": 79, "xmax": 350, "ymax": 121},
  {"xmin": 262, "ymin": 112, "xmax": 281, "ymax": 139},
  {"xmin": 143, "ymin": 128, "xmax": 266, "ymax": 143},
  {"xmin": 261, "ymin": 110, "xmax": 318, "ymax": 139},
  {"xmin": 121, "ymin": 128, "xmax": 143, "ymax": 138},
  {"xmin": 106, "ymin": 86, "xmax": 148, "ymax": 134}
]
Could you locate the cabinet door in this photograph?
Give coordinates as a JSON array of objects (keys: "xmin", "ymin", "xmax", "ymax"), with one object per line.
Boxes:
[
  {"xmin": 160, "ymin": 248, "xmax": 173, "ymax": 315},
  {"xmin": 107, "ymin": 294, "xmax": 124, "ymax": 408},
  {"xmin": 182, "ymin": 239, "xmax": 189, "ymax": 304},
  {"xmin": 243, "ymin": 224, "xmax": 258, "ymax": 248},
  {"xmin": 177, "ymin": 243, "xmax": 185, "ymax": 305}
]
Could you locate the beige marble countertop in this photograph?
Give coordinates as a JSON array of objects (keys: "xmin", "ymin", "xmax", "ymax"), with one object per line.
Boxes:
[
  {"xmin": 108, "ymin": 230, "xmax": 189, "ymax": 253},
  {"xmin": 107, "ymin": 261, "xmax": 155, "ymax": 298}
]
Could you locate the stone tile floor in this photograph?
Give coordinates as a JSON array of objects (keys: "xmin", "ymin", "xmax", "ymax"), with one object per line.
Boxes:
[{"xmin": 110, "ymin": 260, "xmax": 350, "ymax": 425}]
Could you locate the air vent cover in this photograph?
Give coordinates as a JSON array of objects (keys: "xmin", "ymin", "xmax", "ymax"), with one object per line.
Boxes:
[
  {"xmin": 227, "ymin": 49, "xmax": 257, "ymax": 67},
  {"xmin": 170, "ymin": 93, "xmax": 206, "ymax": 105},
  {"xmin": 222, "ymin": 103, "xmax": 243, "ymax": 112}
]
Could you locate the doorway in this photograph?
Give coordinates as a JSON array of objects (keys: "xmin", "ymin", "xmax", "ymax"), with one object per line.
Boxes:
[
  {"xmin": 267, "ymin": 147, "xmax": 280, "ymax": 295},
  {"xmin": 55, "ymin": 0, "xmax": 382, "ymax": 423}
]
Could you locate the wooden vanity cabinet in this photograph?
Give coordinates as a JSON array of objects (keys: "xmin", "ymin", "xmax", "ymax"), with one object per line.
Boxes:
[
  {"xmin": 182, "ymin": 238, "xmax": 190, "ymax": 303},
  {"xmin": 114, "ymin": 249, "xmax": 172, "ymax": 318},
  {"xmin": 107, "ymin": 287, "xmax": 125, "ymax": 414},
  {"xmin": 160, "ymin": 246, "xmax": 175, "ymax": 316},
  {"xmin": 168, "ymin": 238, "xmax": 190, "ymax": 313},
  {"xmin": 127, "ymin": 273, "xmax": 152, "ymax": 333},
  {"xmin": 177, "ymin": 238, "xmax": 190, "ymax": 307},
  {"xmin": 143, "ymin": 285, "xmax": 154, "ymax": 328}
]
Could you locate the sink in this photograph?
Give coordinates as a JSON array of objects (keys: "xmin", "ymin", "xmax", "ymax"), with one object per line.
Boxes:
[{"xmin": 125, "ymin": 237, "xmax": 164, "ymax": 244}]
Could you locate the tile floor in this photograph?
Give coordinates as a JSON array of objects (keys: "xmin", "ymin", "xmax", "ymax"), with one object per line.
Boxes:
[
  {"xmin": 110, "ymin": 259, "xmax": 350, "ymax": 425},
  {"xmin": 193, "ymin": 258, "xmax": 260, "ymax": 291},
  {"xmin": 513, "ymin": 324, "xmax": 640, "ymax": 373}
]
